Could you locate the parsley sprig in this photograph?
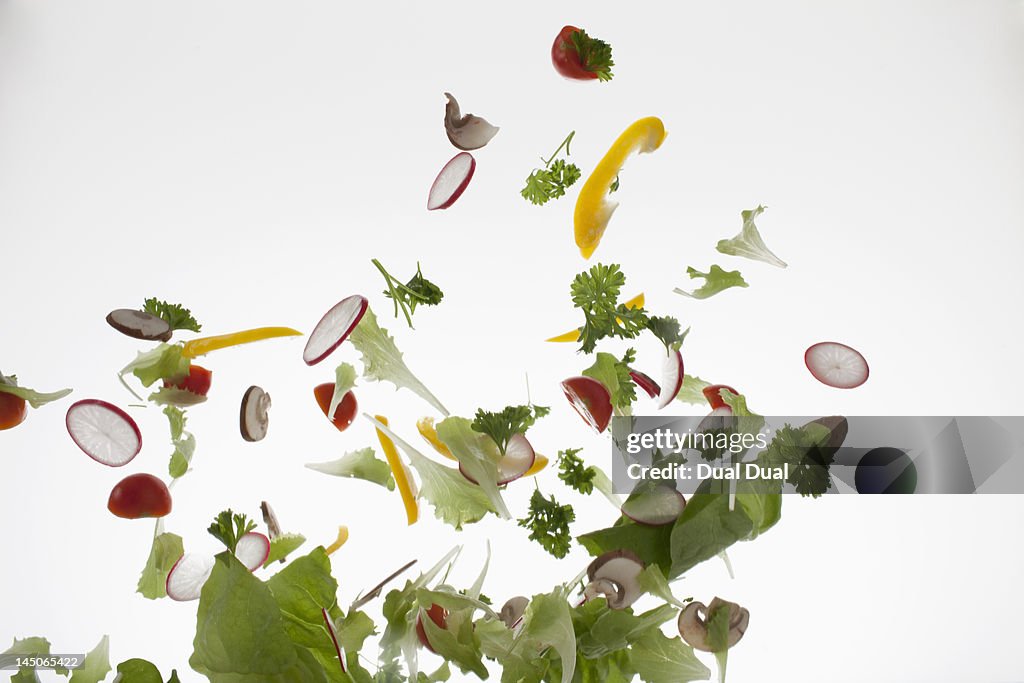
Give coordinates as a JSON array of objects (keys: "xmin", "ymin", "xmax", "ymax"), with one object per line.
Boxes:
[
  {"xmin": 471, "ymin": 404, "xmax": 549, "ymax": 455},
  {"xmin": 518, "ymin": 488, "xmax": 575, "ymax": 559},
  {"xmin": 143, "ymin": 298, "xmax": 201, "ymax": 333},
  {"xmin": 569, "ymin": 28, "xmax": 615, "ymax": 81},
  {"xmin": 521, "ymin": 131, "xmax": 582, "ymax": 206},
  {"xmin": 372, "ymin": 259, "xmax": 444, "ymax": 328},
  {"xmin": 571, "ymin": 264, "xmax": 650, "ymax": 353},
  {"xmin": 557, "ymin": 448, "xmax": 596, "ymax": 495},
  {"xmin": 207, "ymin": 509, "xmax": 257, "ymax": 554}
]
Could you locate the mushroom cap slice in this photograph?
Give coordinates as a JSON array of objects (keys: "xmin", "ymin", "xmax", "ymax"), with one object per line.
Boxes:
[
  {"xmin": 240, "ymin": 385, "xmax": 271, "ymax": 442},
  {"xmin": 106, "ymin": 309, "xmax": 172, "ymax": 341},
  {"xmin": 708, "ymin": 597, "xmax": 750, "ymax": 649},
  {"xmin": 678, "ymin": 597, "xmax": 750, "ymax": 652},
  {"xmin": 499, "ymin": 596, "xmax": 529, "ymax": 628},
  {"xmin": 585, "ymin": 549, "xmax": 645, "ymax": 610},
  {"xmin": 444, "ymin": 92, "xmax": 499, "ymax": 151}
]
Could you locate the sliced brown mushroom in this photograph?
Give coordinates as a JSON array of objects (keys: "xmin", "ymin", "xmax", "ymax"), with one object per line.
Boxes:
[
  {"xmin": 678, "ymin": 597, "xmax": 750, "ymax": 652},
  {"xmin": 499, "ymin": 596, "xmax": 529, "ymax": 628},
  {"xmin": 260, "ymin": 500, "xmax": 282, "ymax": 540},
  {"xmin": 240, "ymin": 386, "xmax": 271, "ymax": 442},
  {"xmin": 585, "ymin": 549, "xmax": 645, "ymax": 610},
  {"xmin": 106, "ymin": 309, "xmax": 172, "ymax": 341},
  {"xmin": 444, "ymin": 92, "xmax": 499, "ymax": 151}
]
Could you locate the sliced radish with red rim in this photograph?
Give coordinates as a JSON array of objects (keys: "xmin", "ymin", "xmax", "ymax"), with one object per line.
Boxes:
[
  {"xmin": 629, "ymin": 369, "xmax": 661, "ymax": 399},
  {"xmin": 805, "ymin": 341, "xmax": 869, "ymax": 389},
  {"xmin": 166, "ymin": 553, "xmax": 215, "ymax": 602},
  {"xmin": 427, "ymin": 152, "xmax": 475, "ymax": 210},
  {"xmin": 235, "ymin": 531, "xmax": 271, "ymax": 571},
  {"xmin": 66, "ymin": 399, "xmax": 142, "ymax": 467},
  {"xmin": 621, "ymin": 484, "xmax": 686, "ymax": 526},
  {"xmin": 460, "ymin": 433, "xmax": 536, "ymax": 486},
  {"xmin": 303, "ymin": 295, "xmax": 368, "ymax": 366},
  {"xmin": 561, "ymin": 376, "xmax": 613, "ymax": 433},
  {"xmin": 657, "ymin": 349, "xmax": 684, "ymax": 409}
]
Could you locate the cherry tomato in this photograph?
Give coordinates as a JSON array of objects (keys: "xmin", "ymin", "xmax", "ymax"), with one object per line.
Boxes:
[
  {"xmin": 702, "ymin": 384, "xmax": 738, "ymax": 411},
  {"xmin": 550, "ymin": 25, "xmax": 614, "ymax": 81},
  {"xmin": 313, "ymin": 383, "xmax": 357, "ymax": 433},
  {"xmin": 561, "ymin": 376, "xmax": 613, "ymax": 433},
  {"xmin": 164, "ymin": 364, "xmax": 213, "ymax": 397},
  {"xmin": 415, "ymin": 603, "xmax": 448, "ymax": 652},
  {"xmin": 108, "ymin": 473, "xmax": 172, "ymax": 519},
  {"xmin": 0, "ymin": 392, "xmax": 28, "ymax": 431}
]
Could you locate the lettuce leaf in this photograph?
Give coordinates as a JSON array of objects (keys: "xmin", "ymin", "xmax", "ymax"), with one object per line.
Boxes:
[
  {"xmin": 715, "ymin": 205, "xmax": 787, "ymax": 268},
  {"xmin": 3, "ymin": 636, "xmax": 69, "ymax": 679},
  {"xmin": 0, "ymin": 374, "xmax": 72, "ymax": 409},
  {"xmin": 582, "ymin": 351, "xmax": 636, "ymax": 416},
  {"xmin": 673, "ymin": 265, "xmax": 748, "ymax": 300},
  {"xmin": 348, "ymin": 307, "xmax": 448, "ymax": 416},
  {"xmin": 516, "ymin": 590, "xmax": 576, "ymax": 683},
  {"xmin": 163, "ymin": 406, "xmax": 196, "ymax": 479},
  {"xmin": 115, "ymin": 658, "xmax": 181, "ymax": 682},
  {"xmin": 669, "ymin": 492, "xmax": 754, "ymax": 579},
  {"xmin": 305, "ymin": 447, "xmax": 395, "ymax": 490},
  {"xmin": 328, "ymin": 362, "xmax": 358, "ymax": 424},
  {"xmin": 264, "ymin": 533, "xmax": 307, "ymax": 568},
  {"xmin": 70, "ymin": 635, "xmax": 111, "ymax": 683},
  {"xmin": 137, "ymin": 531, "xmax": 184, "ymax": 599},
  {"xmin": 631, "ymin": 629, "xmax": 711, "ymax": 683},
  {"xmin": 675, "ymin": 375, "xmax": 711, "ymax": 405},
  {"xmin": 436, "ymin": 417, "xmax": 511, "ymax": 520},
  {"xmin": 119, "ymin": 344, "xmax": 190, "ymax": 388}
]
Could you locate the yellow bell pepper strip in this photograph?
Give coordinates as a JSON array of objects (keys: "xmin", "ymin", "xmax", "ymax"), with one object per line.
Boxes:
[
  {"xmin": 573, "ymin": 117, "xmax": 667, "ymax": 259},
  {"xmin": 416, "ymin": 417, "xmax": 456, "ymax": 461},
  {"xmin": 325, "ymin": 525, "xmax": 349, "ymax": 555},
  {"xmin": 181, "ymin": 327, "xmax": 302, "ymax": 359},
  {"xmin": 375, "ymin": 415, "xmax": 419, "ymax": 525},
  {"xmin": 524, "ymin": 453, "xmax": 549, "ymax": 477},
  {"xmin": 545, "ymin": 293, "xmax": 645, "ymax": 342}
]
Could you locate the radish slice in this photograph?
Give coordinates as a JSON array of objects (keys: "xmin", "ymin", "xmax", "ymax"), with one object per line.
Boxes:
[
  {"xmin": 805, "ymin": 341, "xmax": 869, "ymax": 389},
  {"xmin": 656, "ymin": 349, "xmax": 684, "ymax": 409},
  {"xmin": 427, "ymin": 152, "xmax": 475, "ymax": 210},
  {"xmin": 66, "ymin": 399, "xmax": 142, "ymax": 467},
  {"xmin": 458, "ymin": 434, "xmax": 534, "ymax": 486},
  {"xmin": 303, "ymin": 295, "xmax": 368, "ymax": 366},
  {"xmin": 621, "ymin": 485, "xmax": 686, "ymax": 526},
  {"xmin": 240, "ymin": 385, "xmax": 271, "ymax": 442},
  {"xmin": 235, "ymin": 532, "xmax": 271, "ymax": 571},
  {"xmin": 106, "ymin": 309, "xmax": 171, "ymax": 342},
  {"xmin": 166, "ymin": 553, "xmax": 215, "ymax": 601},
  {"xmin": 629, "ymin": 369, "xmax": 661, "ymax": 399}
]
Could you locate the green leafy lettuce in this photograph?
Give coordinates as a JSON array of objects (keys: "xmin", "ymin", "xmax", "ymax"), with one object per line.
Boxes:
[
  {"xmin": 673, "ymin": 266, "xmax": 748, "ymax": 300},
  {"xmin": 306, "ymin": 447, "xmax": 396, "ymax": 491},
  {"xmin": 582, "ymin": 350, "xmax": 637, "ymax": 415},
  {"xmin": 137, "ymin": 531, "xmax": 184, "ymax": 599},
  {"xmin": 0, "ymin": 373, "xmax": 72, "ymax": 408},
  {"xmin": 715, "ymin": 205, "xmax": 787, "ymax": 268},
  {"xmin": 164, "ymin": 406, "xmax": 196, "ymax": 479},
  {"xmin": 436, "ymin": 417, "xmax": 511, "ymax": 520}
]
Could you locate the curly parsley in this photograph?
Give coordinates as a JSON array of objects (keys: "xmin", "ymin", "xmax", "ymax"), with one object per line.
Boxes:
[
  {"xmin": 518, "ymin": 488, "xmax": 575, "ymax": 559},
  {"xmin": 557, "ymin": 448, "xmax": 596, "ymax": 495},
  {"xmin": 571, "ymin": 263, "xmax": 650, "ymax": 353},
  {"xmin": 471, "ymin": 404, "xmax": 548, "ymax": 455},
  {"xmin": 521, "ymin": 131, "xmax": 582, "ymax": 206},
  {"xmin": 143, "ymin": 298, "xmax": 201, "ymax": 333}
]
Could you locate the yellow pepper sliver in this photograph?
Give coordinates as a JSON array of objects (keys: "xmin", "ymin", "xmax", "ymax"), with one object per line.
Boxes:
[
  {"xmin": 524, "ymin": 453, "xmax": 549, "ymax": 477},
  {"xmin": 574, "ymin": 117, "xmax": 667, "ymax": 259},
  {"xmin": 181, "ymin": 327, "xmax": 302, "ymax": 359},
  {"xmin": 325, "ymin": 525, "xmax": 349, "ymax": 555},
  {"xmin": 375, "ymin": 415, "xmax": 419, "ymax": 525},
  {"xmin": 545, "ymin": 293, "xmax": 645, "ymax": 342},
  {"xmin": 416, "ymin": 417, "xmax": 456, "ymax": 461}
]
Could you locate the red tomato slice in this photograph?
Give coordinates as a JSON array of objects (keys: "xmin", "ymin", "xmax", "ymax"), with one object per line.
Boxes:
[
  {"xmin": 108, "ymin": 473, "xmax": 173, "ymax": 519},
  {"xmin": 164, "ymin": 364, "xmax": 213, "ymax": 397},
  {"xmin": 313, "ymin": 383, "xmax": 357, "ymax": 433},
  {"xmin": 415, "ymin": 603, "xmax": 448, "ymax": 652},
  {"xmin": 0, "ymin": 392, "xmax": 28, "ymax": 431},
  {"xmin": 702, "ymin": 384, "xmax": 738, "ymax": 411},
  {"xmin": 551, "ymin": 25, "xmax": 597, "ymax": 80}
]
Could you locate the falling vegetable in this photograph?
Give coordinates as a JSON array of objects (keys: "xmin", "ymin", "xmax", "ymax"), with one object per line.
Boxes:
[
  {"xmin": 374, "ymin": 415, "xmax": 420, "ymax": 525},
  {"xmin": 427, "ymin": 152, "xmax": 475, "ymax": 210},
  {"xmin": 521, "ymin": 131, "xmax": 582, "ymax": 206},
  {"xmin": 574, "ymin": 117, "xmax": 666, "ymax": 259},
  {"xmin": 239, "ymin": 385, "xmax": 271, "ymax": 442},
  {"xmin": 550, "ymin": 25, "xmax": 615, "ymax": 81},
  {"xmin": 182, "ymin": 326, "xmax": 302, "ymax": 359},
  {"xmin": 443, "ymin": 92, "xmax": 499, "ymax": 151},
  {"xmin": 66, "ymin": 399, "xmax": 142, "ymax": 467},
  {"xmin": 805, "ymin": 341, "xmax": 869, "ymax": 388},
  {"xmin": 0, "ymin": 372, "xmax": 72, "ymax": 431},
  {"xmin": 715, "ymin": 206, "xmax": 787, "ymax": 268}
]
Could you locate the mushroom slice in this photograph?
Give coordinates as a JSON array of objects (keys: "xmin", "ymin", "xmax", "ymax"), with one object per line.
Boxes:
[
  {"xmin": 678, "ymin": 597, "xmax": 750, "ymax": 652},
  {"xmin": 499, "ymin": 596, "xmax": 529, "ymax": 628},
  {"xmin": 240, "ymin": 385, "xmax": 271, "ymax": 442},
  {"xmin": 106, "ymin": 309, "xmax": 172, "ymax": 341},
  {"xmin": 585, "ymin": 549, "xmax": 645, "ymax": 609},
  {"xmin": 444, "ymin": 92, "xmax": 499, "ymax": 151}
]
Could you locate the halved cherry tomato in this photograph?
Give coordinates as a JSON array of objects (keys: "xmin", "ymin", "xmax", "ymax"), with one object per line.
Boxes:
[
  {"xmin": 702, "ymin": 384, "xmax": 738, "ymax": 411},
  {"xmin": 108, "ymin": 473, "xmax": 172, "ymax": 519},
  {"xmin": 415, "ymin": 603, "xmax": 448, "ymax": 652},
  {"xmin": 561, "ymin": 376, "xmax": 613, "ymax": 433},
  {"xmin": 551, "ymin": 25, "xmax": 614, "ymax": 81},
  {"xmin": 313, "ymin": 383, "xmax": 357, "ymax": 432},
  {"xmin": 164, "ymin": 364, "xmax": 213, "ymax": 397},
  {"xmin": 0, "ymin": 393, "xmax": 28, "ymax": 431}
]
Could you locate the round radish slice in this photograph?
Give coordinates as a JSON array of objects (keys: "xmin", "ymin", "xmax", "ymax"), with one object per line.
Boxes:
[
  {"xmin": 805, "ymin": 341, "xmax": 869, "ymax": 389},
  {"xmin": 657, "ymin": 349, "xmax": 684, "ymax": 409},
  {"xmin": 497, "ymin": 433, "xmax": 536, "ymax": 485},
  {"xmin": 561, "ymin": 376, "xmax": 613, "ymax": 433},
  {"xmin": 235, "ymin": 531, "xmax": 271, "ymax": 571},
  {"xmin": 166, "ymin": 553, "xmax": 215, "ymax": 602},
  {"xmin": 303, "ymin": 295, "xmax": 368, "ymax": 366},
  {"xmin": 621, "ymin": 485, "xmax": 686, "ymax": 526},
  {"xmin": 629, "ymin": 369, "xmax": 661, "ymax": 400},
  {"xmin": 427, "ymin": 152, "xmax": 475, "ymax": 210},
  {"xmin": 66, "ymin": 399, "xmax": 142, "ymax": 467}
]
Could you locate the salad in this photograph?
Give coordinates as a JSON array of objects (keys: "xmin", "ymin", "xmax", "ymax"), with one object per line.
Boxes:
[{"xmin": 1, "ymin": 25, "xmax": 873, "ymax": 683}]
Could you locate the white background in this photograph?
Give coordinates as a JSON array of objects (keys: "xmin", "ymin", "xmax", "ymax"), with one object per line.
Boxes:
[{"xmin": 2, "ymin": 1, "xmax": 1024, "ymax": 681}]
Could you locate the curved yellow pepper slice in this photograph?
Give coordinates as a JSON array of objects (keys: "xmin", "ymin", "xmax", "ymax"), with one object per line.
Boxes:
[
  {"xmin": 375, "ymin": 415, "xmax": 419, "ymax": 525},
  {"xmin": 325, "ymin": 525, "xmax": 349, "ymax": 555},
  {"xmin": 181, "ymin": 326, "xmax": 302, "ymax": 359},
  {"xmin": 574, "ymin": 117, "xmax": 667, "ymax": 259},
  {"xmin": 416, "ymin": 417, "xmax": 456, "ymax": 461},
  {"xmin": 524, "ymin": 453, "xmax": 549, "ymax": 477},
  {"xmin": 545, "ymin": 293, "xmax": 645, "ymax": 343}
]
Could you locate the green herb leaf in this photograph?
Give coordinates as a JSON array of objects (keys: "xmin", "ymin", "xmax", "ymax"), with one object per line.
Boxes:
[
  {"xmin": 373, "ymin": 260, "xmax": 444, "ymax": 328},
  {"xmin": 437, "ymin": 416, "xmax": 511, "ymax": 520},
  {"xmin": 569, "ymin": 28, "xmax": 615, "ymax": 81},
  {"xmin": 518, "ymin": 489, "xmax": 576, "ymax": 559},
  {"xmin": 557, "ymin": 447, "xmax": 596, "ymax": 495},
  {"xmin": 521, "ymin": 131, "xmax": 581, "ymax": 206},
  {"xmin": 143, "ymin": 298, "xmax": 202, "ymax": 333},
  {"xmin": 470, "ymin": 404, "xmax": 546, "ymax": 454},
  {"xmin": 582, "ymin": 350, "xmax": 637, "ymax": 415},
  {"xmin": 207, "ymin": 510, "xmax": 257, "ymax": 554},
  {"xmin": 348, "ymin": 307, "xmax": 448, "ymax": 416},
  {"xmin": 137, "ymin": 531, "xmax": 184, "ymax": 600},
  {"xmin": 674, "ymin": 265, "xmax": 749, "ymax": 300},
  {"xmin": 715, "ymin": 205, "xmax": 787, "ymax": 268},
  {"xmin": 761, "ymin": 422, "xmax": 836, "ymax": 497},
  {"xmin": 571, "ymin": 263, "xmax": 650, "ymax": 353},
  {"xmin": 305, "ymin": 447, "xmax": 396, "ymax": 490},
  {"xmin": 646, "ymin": 316, "xmax": 689, "ymax": 352}
]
